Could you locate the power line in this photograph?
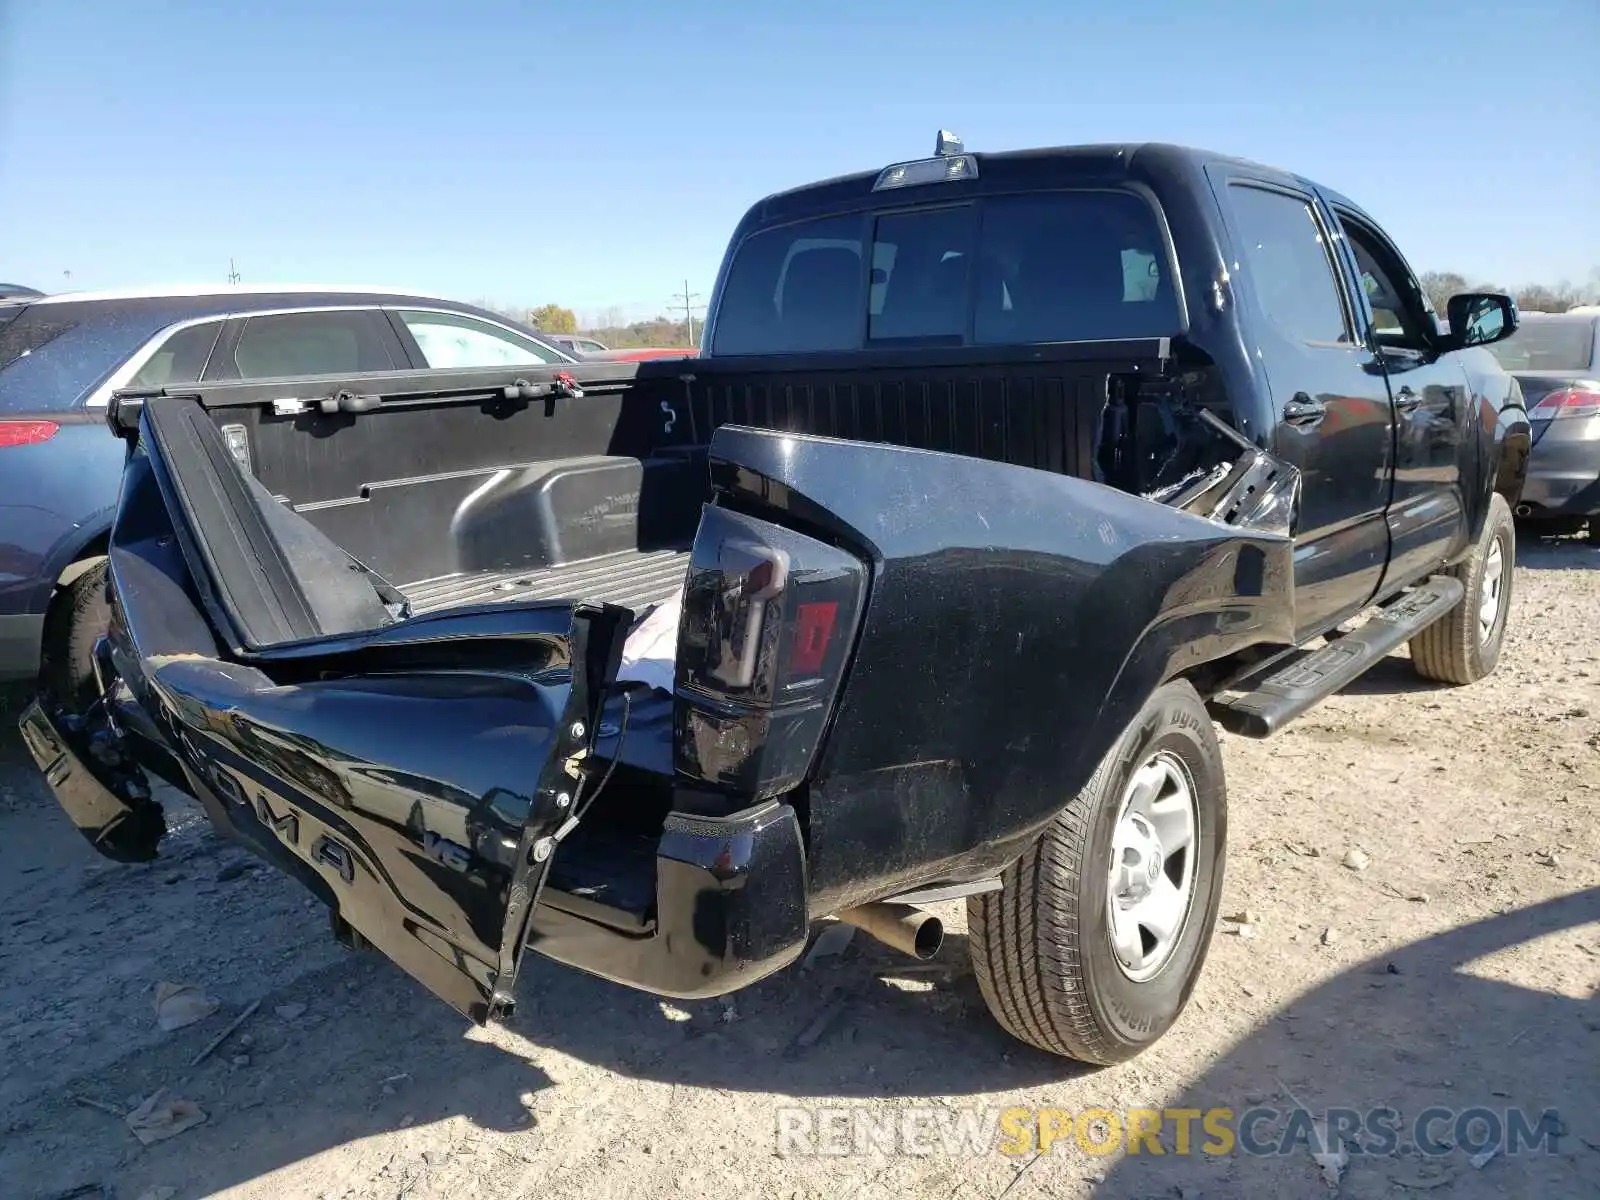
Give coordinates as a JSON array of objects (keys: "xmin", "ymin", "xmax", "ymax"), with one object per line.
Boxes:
[{"xmin": 670, "ymin": 280, "xmax": 704, "ymax": 347}]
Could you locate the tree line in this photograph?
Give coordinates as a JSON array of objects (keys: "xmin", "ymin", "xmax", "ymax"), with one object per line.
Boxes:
[
  {"xmin": 1421, "ymin": 271, "xmax": 1600, "ymax": 318},
  {"xmin": 475, "ymin": 300, "xmax": 696, "ymax": 349}
]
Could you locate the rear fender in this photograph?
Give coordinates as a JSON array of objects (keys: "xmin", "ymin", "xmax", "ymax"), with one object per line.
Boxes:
[{"xmin": 701, "ymin": 426, "xmax": 1295, "ymax": 913}]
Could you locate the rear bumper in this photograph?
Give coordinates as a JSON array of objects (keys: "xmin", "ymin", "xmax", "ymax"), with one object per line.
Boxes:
[
  {"xmin": 531, "ymin": 801, "xmax": 810, "ymax": 999},
  {"xmin": 0, "ymin": 612, "xmax": 45, "ymax": 683},
  {"xmin": 1518, "ymin": 432, "xmax": 1600, "ymax": 518},
  {"xmin": 20, "ymin": 682, "xmax": 811, "ymax": 1000},
  {"xmin": 17, "ymin": 699, "xmax": 166, "ymax": 862}
]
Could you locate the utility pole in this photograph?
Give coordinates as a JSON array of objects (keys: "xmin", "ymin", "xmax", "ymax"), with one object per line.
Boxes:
[
  {"xmin": 227, "ymin": 258, "xmax": 241, "ymax": 284},
  {"xmin": 670, "ymin": 280, "xmax": 704, "ymax": 347}
]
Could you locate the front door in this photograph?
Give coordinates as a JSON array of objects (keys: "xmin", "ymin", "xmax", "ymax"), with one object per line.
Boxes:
[
  {"xmin": 1209, "ymin": 172, "xmax": 1396, "ymax": 640},
  {"xmin": 1329, "ymin": 208, "xmax": 1469, "ymax": 591}
]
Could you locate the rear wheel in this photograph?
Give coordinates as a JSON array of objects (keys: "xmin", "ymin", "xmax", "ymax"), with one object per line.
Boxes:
[
  {"xmin": 967, "ymin": 680, "xmax": 1226, "ymax": 1065},
  {"xmin": 1409, "ymin": 494, "xmax": 1514, "ymax": 685},
  {"xmin": 38, "ymin": 560, "xmax": 110, "ymax": 711}
]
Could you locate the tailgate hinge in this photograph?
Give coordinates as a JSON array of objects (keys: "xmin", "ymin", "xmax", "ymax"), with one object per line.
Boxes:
[{"xmin": 486, "ymin": 601, "xmax": 629, "ymax": 1020}]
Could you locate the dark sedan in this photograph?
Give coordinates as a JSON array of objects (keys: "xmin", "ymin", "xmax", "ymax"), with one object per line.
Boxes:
[
  {"xmin": 0, "ymin": 286, "xmax": 576, "ymax": 698},
  {"xmin": 1486, "ymin": 308, "xmax": 1600, "ymax": 538}
]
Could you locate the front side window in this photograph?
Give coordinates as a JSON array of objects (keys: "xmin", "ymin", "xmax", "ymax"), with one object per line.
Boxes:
[
  {"xmin": 233, "ymin": 310, "xmax": 396, "ymax": 378},
  {"xmin": 1227, "ymin": 185, "xmax": 1351, "ymax": 345},
  {"xmin": 398, "ymin": 310, "xmax": 562, "ymax": 368},
  {"xmin": 1337, "ymin": 215, "xmax": 1433, "ymax": 349}
]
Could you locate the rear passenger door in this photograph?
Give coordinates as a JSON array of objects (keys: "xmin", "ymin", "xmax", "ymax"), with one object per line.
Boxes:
[{"xmin": 1209, "ymin": 171, "xmax": 1395, "ymax": 640}]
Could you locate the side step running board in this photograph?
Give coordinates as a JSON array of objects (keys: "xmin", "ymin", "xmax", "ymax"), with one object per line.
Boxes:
[{"xmin": 1209, "ymin": 576, "xmax": 1465, "ymax": 738}]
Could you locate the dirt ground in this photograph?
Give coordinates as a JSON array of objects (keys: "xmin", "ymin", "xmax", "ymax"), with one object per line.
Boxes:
[{"xmin": 1, "ymin": 534, "xmax": 1596, "ymax": 1200}]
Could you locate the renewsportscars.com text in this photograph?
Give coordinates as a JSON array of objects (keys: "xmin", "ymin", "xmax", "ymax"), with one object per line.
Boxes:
[{"xmin": 774, "ymin": 1104, "xmax": 1564, "ymax": 1160}]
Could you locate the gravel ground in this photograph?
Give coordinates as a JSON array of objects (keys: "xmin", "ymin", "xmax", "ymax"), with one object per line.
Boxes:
[{"xmin": 1, "ymin": 534, "xmax": 1596, "ymax": 1200}]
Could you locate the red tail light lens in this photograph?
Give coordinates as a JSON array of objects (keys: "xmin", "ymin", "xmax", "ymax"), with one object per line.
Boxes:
[
  {"xmin": 0, "ymin": 419, "xmax": 59, "ymax": 447},
  {"xmin": 675, "ymin": 505, "xmax": 867, "ymax": 798},
  {"xmin": 790, "ymin": 601, "xmax": 840, "ymax": 677},
  {"xmin": 1530, "ymin": 384, "xmax": 1600, "ymax": 420}
]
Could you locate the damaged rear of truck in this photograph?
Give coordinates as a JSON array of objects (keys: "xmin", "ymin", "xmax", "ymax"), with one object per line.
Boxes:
[{"xmin": 21, "ymin": 139, "xmax": 1526, "ymax": 1065}]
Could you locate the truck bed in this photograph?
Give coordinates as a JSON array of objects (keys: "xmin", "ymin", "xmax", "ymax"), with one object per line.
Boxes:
[{"xmin": 400, "ymin": 548, "xmax": 690, "ymax": 616}]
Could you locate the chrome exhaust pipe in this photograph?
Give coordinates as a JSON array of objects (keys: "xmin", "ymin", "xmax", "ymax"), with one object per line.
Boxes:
[
  {"xmin": 1514, "ymin": 503, "xmax": 1532, "ymax": 518},
  {"xmin": 836, "ymin": 902, "xmax": 944, "ymax": 960}
]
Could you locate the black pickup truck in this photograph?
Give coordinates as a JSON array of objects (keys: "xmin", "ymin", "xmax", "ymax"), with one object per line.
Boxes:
[{"xmin": 20, "ymin": 137, "xmax": 1530, "ymax": 1066}]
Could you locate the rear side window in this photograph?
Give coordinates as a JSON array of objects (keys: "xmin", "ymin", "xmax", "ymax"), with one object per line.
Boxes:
[
  {"xmin": 128, "ymin": 321, "xmax": 223, "ymax": 388},
  {"xmin": 232, "ymin": 311, "xmax": 396, "ymax": 378},
  {"xmin": 710, "ymin": 191, "xmax": 1179, "ymax": 355},
  {"xmin": 1226, "ymin": 185, "xmax": 1351, "ymax": 345}
]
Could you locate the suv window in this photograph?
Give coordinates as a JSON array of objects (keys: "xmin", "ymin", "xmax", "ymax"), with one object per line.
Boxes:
[
  {"xmin": 233, "ymin": 310, "xmax": 396, "ymax": 378},
  {"xmin": 128, "ymin": 321, "xmax": 223, "ymax": 388},
  {"xmin": 710, "ymin": 191, "xmax": 1180, "ymax": 356},
  {"xmin": 1227, "ymin": 185, "xmax": 1351, "ymax": 345},
  {"xmin": 398, "ymin": 310, "xmax": 563, "ymax": 368}
]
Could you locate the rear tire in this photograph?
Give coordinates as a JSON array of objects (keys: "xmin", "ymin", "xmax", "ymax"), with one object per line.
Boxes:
[
  {"xmin": 1409, "ymin": 494, "xmax": 1513, "ymax": 685},
  {"xmin": 38, "ymin": 560, "xmax": 110, "ymax": 711},
  {"xmin": 967, "ymin": 679, "xmax": 1226, "ymax": 1065}
]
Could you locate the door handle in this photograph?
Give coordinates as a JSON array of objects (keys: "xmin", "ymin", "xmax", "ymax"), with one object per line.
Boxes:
[
  {"xmin": 1393, "ymin": 386, "xmax": 1422, "ymax": 411},
  {"xmin": 1283, "ymin": 393, "xmax": 1326, "ymax": 426}
]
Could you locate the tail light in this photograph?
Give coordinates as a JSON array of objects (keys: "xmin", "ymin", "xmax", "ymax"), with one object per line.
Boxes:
[
  {"xmin": 1529, "ymin": 383, "xmax": 1600, "ymax": 420},
  {"xmin": 0, "ymin": 420, "xmax": 59, "ymax": 448},
  {"xmin": 675, "ymin": 504, "xmax": 867, "ymax": 798}
]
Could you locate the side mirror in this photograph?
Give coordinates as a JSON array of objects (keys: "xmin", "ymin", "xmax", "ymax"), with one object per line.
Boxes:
[{"xmin": 1445, "ymin": 292, "xmax": 1519, "ymax": 349}]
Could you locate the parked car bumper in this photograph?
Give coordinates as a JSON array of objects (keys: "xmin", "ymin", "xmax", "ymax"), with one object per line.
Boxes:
[
  {"xmin": 0, "ymin": 612, "xmax": 45, "ymax": 682},
  {"xmin": 1516, "ymin": 426, "xmax": 1600, "ymax": 518}
]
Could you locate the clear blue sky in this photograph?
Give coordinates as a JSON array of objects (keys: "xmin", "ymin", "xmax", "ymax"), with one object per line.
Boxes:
[{"xmin": 2, "ymin": 0, "xmax": 1595, "ymax": 322}]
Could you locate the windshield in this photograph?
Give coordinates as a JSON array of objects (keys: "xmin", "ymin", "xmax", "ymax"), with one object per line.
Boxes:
[
  {"xmin": 1485, "ymin": 317, "xmax": 1596, "ymax": 373},
  {"xmin": 0, "ymin": 302, "xmax": 172, "ymax": 412},
  {"xmin": 711, "ymin": 189, "xmax": 1181, "ymax": 356}
]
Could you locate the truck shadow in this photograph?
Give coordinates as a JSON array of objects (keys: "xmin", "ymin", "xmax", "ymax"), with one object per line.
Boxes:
[
  {"xmin": 10, "ymin": 833, "xmax": 1597, "ymax": 1197},
  {"xmin": 8, "ymin": 895, "xmax": 1072, "ymax": 1199},
  {"xmin": 1516, "ymin": 530, "xmax": 1599, "ymax": 571},
  {"xmin": 1094, "ymin": 887, "xmax": 1600, "ymax": 1198}
]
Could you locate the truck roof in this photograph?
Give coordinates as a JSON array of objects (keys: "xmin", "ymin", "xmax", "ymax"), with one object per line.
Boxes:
[{"xmin": 752, "ymin": 141, "xmax": 1320, "ymax": 225}]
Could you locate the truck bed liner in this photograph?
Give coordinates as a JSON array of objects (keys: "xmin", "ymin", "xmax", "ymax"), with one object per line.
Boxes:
[{"xmin": 400, "ymin": 548, "xmax": 690, "ymax": 616}]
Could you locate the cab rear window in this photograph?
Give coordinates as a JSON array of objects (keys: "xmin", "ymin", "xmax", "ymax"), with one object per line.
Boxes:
[{"xmin": 710, "ymin": 190, "xmax": 1180, "ymax": 356}]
